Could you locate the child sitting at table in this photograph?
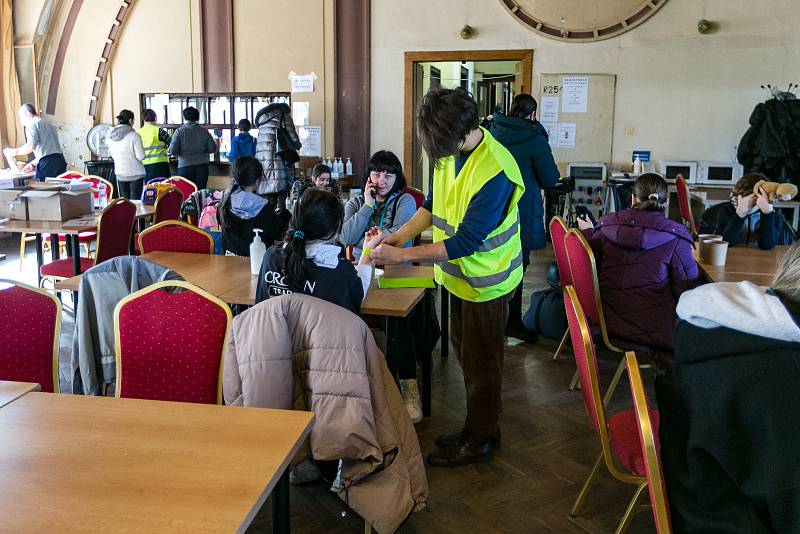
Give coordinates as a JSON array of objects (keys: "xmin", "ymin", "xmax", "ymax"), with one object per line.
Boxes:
[
  {"xmin": 699, "ymin": 172, "xmax": 796, "ymax": 250},
  {"xmin": 577, "ymin": 173, "xmax": 698, "ymax": 362},
  {"xmin": 288, "ymin": 163, "xmax": 341, "ymax": 210},
  {"xmin": 217, "ymin": 156, "xmax": 291, "ymax": 256},
  {"xmin": 256, "ymin": 188, "xmax": 382, "ymax": 315}
]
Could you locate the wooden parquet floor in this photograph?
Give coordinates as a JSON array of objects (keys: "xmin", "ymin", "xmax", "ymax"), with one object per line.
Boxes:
[{"xmin": 246, "ymin": 245, "xmax": 657, "ymax": 533}]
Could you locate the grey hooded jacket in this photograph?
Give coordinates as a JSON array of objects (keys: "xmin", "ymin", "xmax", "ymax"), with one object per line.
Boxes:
[{"xmin": 71, "ymin": 256, "xmax": 182, "ymax": 395}]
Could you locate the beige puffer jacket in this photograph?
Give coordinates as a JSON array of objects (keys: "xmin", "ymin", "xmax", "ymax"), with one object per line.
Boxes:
[{"xmin": 223, "ymin": 294, "xmax": 428, "ymax": 533}]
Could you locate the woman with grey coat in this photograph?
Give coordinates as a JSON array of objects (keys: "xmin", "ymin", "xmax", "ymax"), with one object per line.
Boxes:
[{"xmin": 254, "ymin": 102, "xmax": 302, "ymax": 205}]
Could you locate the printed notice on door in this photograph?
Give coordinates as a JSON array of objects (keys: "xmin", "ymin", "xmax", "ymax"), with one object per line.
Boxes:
[
  {"xmin": 556, "ymin": 123, "xmax": 577, "ymax": 148},
  {"xmin": 540, "ymin": 97, "xmax": 559, "ymax": 123},
  {"xmin": 561, "ymin": 76, "xmax": 589, "ymax": 113}
]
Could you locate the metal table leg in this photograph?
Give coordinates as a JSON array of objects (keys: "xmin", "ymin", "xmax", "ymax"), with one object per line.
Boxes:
[
  {"xmin": 272, "ymin": 469, "xmax": 290, "ymax": 534},
  {"xmin": 439, "ymin": 286, "xmax": 449, "ymax": 359},
  {"xmin": 35, "ymin": 234, "xmax": 43, "ymax": 285},
  {"xmin": 71, "ymin": 235, "xmax": 81, "ymax": 275},
  {"xmin": 384, "ymin": 316, "xmax": 400, "ymax": 382},
  {"xmin": 50, "ymin": 233, "xmax": 61, "ymax": 261},
  {"xmin": 420, "ymin": 291, "xmax": 432, "ymax": 418}
]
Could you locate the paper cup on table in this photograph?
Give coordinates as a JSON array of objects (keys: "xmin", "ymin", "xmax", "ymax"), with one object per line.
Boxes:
[
  {"xmin": 700, "ymin": 237, "xmax": 723, "ymax": 262},
  {"xmin": 706, "ymin": 240, "xmax": 729, "ymax": 266},
  {"xmin": 696, "ymin": 234, "xmax": 721, "ymax": 258}
]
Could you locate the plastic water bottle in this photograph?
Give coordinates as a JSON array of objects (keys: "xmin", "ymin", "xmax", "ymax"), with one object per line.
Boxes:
[{"xmin": 98, "ymin": 186, "xmax": 108, "ymax": 210}]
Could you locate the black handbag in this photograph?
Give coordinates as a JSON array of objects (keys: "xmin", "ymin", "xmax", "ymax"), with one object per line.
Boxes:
[{"xmin": 275, "ymin": 114, "xmax": 300, "ymax": 164}]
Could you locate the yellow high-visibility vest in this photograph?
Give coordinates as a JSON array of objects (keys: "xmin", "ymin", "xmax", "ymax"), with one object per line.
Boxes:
[
  {"xmin": 138, "ymin": 124, "xmax": 169, "ymax": 165},
  {"xmin": 431, "ymin": 126, "xmax": 525, "ymax": 303}
]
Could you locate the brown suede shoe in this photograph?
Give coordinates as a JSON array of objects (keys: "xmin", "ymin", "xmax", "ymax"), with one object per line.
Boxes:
[
  {"xmin": 435, "ymin": 429, "xmax": 501, "ymax": 450},
  {"xmin": 427, "ymin": 435, "xmax": 495, "ymax": 467}
]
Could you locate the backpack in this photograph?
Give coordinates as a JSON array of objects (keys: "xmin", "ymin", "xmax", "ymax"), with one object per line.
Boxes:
[
  {"xmin": 523, "ymin": 289, "xmax": 568, "ymax": 341},
  {"xmin": 198, "ymin": 192, "xmax": 223, "ymax": 231}
]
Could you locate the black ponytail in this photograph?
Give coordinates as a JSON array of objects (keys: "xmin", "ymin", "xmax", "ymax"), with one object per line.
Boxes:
[{"xmin": 282, "ymin": 188, "xmax": 343, "ymax": 287}]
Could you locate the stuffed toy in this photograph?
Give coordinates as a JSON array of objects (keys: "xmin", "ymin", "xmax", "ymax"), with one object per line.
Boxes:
[{"xmin": 754, "ymin": 180, "xmax": 799, "ymax": 202}]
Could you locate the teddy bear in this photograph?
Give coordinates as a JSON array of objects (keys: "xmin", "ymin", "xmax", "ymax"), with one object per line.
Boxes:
[{"xmin": 754, "ymin": 180, "xmax": 799, "ymax": 202}]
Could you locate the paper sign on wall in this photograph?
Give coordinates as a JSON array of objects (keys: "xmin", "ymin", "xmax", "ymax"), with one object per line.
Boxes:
[
  {"xmin": 556, "ymin": 123, "xmax": 577, "ymax": 148},
  {"xmin": 289, "ymin": 71, "xmax": 316, "ymax": 93},
  {"xmin": 292, "ymin": 101, "xmax": 310, "ymax": 126},
  {"xmin": 298, "ymin": 126, "xmax": 321, "ymax": 157},
  {"xmin": 561, "ymin": 76, "xmax": 589, "ymax": 113},
  {"xmin": 540, "ymin": 97, "xmax": 559, "ymax": 123},
  {"xmin": 541, "ymin": 122, "xmax": 558, "ymax": 144}
]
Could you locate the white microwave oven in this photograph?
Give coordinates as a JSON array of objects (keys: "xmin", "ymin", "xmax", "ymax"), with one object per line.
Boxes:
[
  {"xmin": 566, "ymin": 162, "xmax": 607, "ymax": 182},
  {"xmin": 659, "ymin": 160, "xmax": 698, "ymax": 184},
  {"xmin": 696, "ymin": 161, "xmax": 743, "ymax": 187}
]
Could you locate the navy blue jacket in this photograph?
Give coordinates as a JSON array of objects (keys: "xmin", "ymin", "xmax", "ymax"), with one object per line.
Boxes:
[{"xmin": 490, "ymin": 113, "xmax": 560, "ymax": 250}]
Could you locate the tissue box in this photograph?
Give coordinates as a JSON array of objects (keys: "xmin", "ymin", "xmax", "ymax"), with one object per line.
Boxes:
[
  {"xmin": 0, "ymin": 189, "xmax": 28, "ymax": 220},
  {"xmin": 22, "ymin": 189, "xmax": 93, "ymax": 221}
]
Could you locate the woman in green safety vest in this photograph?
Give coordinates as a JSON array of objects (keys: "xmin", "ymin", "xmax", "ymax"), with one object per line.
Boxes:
[
  {"xmin": 138, "ymin": 108, "xmax": 172, "ymax": 182},
  {"xmin": 373, "ymin": 87, "xmax": 524, "ymax": 467}
]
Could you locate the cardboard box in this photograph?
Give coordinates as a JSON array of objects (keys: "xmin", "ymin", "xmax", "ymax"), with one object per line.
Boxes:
[
  {"xmin": 0, "ymin": 189, "xmax": 28, "ymax": 220},
  {"xmin": 22, "ymin": 189, "xmax": 93, "ymax": 222}
]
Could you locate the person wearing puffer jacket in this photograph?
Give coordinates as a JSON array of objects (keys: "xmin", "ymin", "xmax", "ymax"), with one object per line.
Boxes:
[
  {"xmin": 577, "ymin": 173, "xmax": 698, "ymax": 362},
  {"xmin": 105, "ymin": 109, "xmax": 145, "ymax": 199},
  {"xmin": 254, "ymin": 102, "xmax": 302, "ymax": 207},
  {"xmin": 656, "ymin": 244, "xmax": 800, "ymax": 533}
]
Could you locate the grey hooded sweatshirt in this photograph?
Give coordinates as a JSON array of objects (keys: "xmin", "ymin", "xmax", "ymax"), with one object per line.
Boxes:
[{"xmin": 71, "ymin": 256, "xmax": 182, "ymax": 395}]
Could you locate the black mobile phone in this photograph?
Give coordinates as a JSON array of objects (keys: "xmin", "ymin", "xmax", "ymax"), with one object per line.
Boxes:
[{"xmin": 575, "ymin": 205, "xmax": 597, "ymax": 226}]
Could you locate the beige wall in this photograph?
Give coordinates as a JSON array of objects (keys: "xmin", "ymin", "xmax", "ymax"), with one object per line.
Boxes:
[
  {"xmin": 14, "ymin": 0, "xmax": 334, "ymax": 172},
  {"xmin": 372, "ymin": 0, "xmax": 800, "ymax": 170}
]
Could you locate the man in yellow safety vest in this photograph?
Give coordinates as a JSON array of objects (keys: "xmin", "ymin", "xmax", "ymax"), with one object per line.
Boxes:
[
  {"xmin": 138, "ymin": 108, "xmax": 171, "ymax": 182},
  {"xmin": 373, "ymin": 88, "xmax": 524, "ymax": 467}
]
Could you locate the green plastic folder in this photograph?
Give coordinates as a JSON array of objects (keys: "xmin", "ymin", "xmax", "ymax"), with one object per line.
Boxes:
[{"xmin": 377, "ymin": 276, "xmax": 436, "ymax": 289}]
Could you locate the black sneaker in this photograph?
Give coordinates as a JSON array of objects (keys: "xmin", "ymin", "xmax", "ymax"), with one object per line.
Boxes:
[
  {"xmin": 427, "ymin": 434, "xmax": 495, "ymax": 467},
  {"xmin": 505, "ymin": 323, "xmax": 538, "ymax": 343},
  {"xmin": 435, "ymin": 429, "xmax": 502, "ymax": 450}
]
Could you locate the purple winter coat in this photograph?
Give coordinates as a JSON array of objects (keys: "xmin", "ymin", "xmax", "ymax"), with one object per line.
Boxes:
[{"xmin": 583, "ymin": 208, "xmax": 698, "ymax": 355}]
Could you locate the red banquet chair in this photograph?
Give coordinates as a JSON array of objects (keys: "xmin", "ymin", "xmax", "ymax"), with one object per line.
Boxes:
[
  {"xmin": 675, "ymin": 174, "xmax": 698, "ymax": 236},
  {"xmin": 0, "ymin": 280, "xmax": 61, "ymax": 392},
  {"xmin": 163, "ymin": 176, "xmax": 198, "ymax": 202},
  {"xmin": 550, "ymin": 216, "xmax": 572, "ymax": 361},
  {"xmin": 138, "ymin": 220, "xmax": 214, "ymax": 255},
  {"xmin": 564, "ymin": 228, "xmax": 632, "ymax": 404},
  {"xmin": 114, "ymin": 281, "xmax": 232, "ymax": 404},
  {"xmin": 133, "ymin": 188, "xmax": 184, "ymax": 254},
  {"xmin": 40, "ymin": 198, "xmax": 136, "ymax": 283},
  {"xmin": 626, "ymin": 352, "xmax": 672, "ymax": 533},
  {"xmin": 564, "ymin": 285, "xmax": 659, "ymax": 534}
]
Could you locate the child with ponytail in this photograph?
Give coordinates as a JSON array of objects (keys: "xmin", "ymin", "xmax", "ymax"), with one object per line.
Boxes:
[
  {"xmin": 255, "ymin": 187, "xmax": 383, "ymax": 315},
  {"xmin": 576, "ymin": 173, "xmax": 698, "ymax": 361}
]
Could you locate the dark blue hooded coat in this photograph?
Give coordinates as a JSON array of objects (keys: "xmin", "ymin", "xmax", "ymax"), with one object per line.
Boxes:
[{"xmin": 490, "ymin": 113, "xmax": 560, "ymax": 250}]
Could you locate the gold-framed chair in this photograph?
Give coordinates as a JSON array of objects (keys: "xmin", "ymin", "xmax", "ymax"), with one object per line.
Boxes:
[
  {"xmin": 114, "ymin": 281, "xmax": 231, "ymax": 404},
  {"xmin": 626, "ymin": 352, "xmax": 672, "ymax": 533},
  {"xmin": 564, "ymin": 285, "xmax": 653, "ymax": 534},
  {"xmin": 138, "ymin": 220, "xmax": 214, "ymax": 255},
  {"xmin": 0, "ymin": 279, "xmax": 61, "ymax": 392}
]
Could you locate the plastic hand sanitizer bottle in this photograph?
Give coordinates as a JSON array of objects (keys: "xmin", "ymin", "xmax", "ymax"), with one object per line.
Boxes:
[
  {"xmin": 250, "ymin": 228, "xmax": 266, "ymax": 275},
  {"xmin": 633, "ymin": 155, "xmax": 642, "ymax": 174},
  {"xmin": 345, "ymin": 157, "xmax": 353, "ymax": 175}
]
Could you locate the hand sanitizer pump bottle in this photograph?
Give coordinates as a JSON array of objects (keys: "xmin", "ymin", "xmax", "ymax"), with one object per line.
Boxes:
[{"xmin": 250, "ymin": 228, "xmax": 266, "ymax": 275}]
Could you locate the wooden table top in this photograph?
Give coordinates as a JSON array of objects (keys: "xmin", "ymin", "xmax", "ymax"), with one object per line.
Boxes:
[
  {"xmin": 0, "ymin": 201, "xmax": 155, "ymax": 234},
  {"xmin": 694, "ymin": 245, "xmax": 786, "ymax": 284},
  {"xmin": 0, "ymin": 392, "xmax": 313, "ymax": 534},
  {"xmin": 0, "ymin": 380, "xmax": 39, "ymax": 408},
  {"xmin": 57, "ymin": 254, "xmax": 433, "ymax": 318},
  {"xmin": 55, "ymin": 251, "xmax": 255, "ymax": 296}
]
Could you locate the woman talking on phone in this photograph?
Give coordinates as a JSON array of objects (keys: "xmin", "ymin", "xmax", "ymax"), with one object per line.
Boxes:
[{"xmin": 340, "ymin": 150, "xmax": 417, "ymax": 261}]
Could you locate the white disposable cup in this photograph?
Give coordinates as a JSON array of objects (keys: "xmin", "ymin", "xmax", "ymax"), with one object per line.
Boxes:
[{"xmin": 706, "ymin": 240, "xmax": 729, "ymax": 266}]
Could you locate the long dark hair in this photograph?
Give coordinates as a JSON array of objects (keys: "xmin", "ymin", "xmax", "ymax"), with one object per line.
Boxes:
[
  {"xmin": 416, "ymin": 87, "xmax": 479, "ymax": 163},
  {"xmin": 363, "ymin": 150, "xmax": 407, "ymax": 198},
  {"xmin": 508, "ymin": 94, "xmax": 538, "ymax": 120},
  {"xmin": 632, "ymin": 173, "xmax": 669, "ymax": 212},
  {"xmin": 218, "ymin": 156, "xmax": 263, "ymax": 233},
  {"xmin": 282, "ymin": 188, "xmax": 343, "ymax": 287}
]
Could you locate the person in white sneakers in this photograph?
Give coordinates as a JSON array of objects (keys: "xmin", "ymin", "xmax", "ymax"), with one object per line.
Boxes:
[{"xmin": 105, "ymin": 109, "xmax": 145, "ymax": 199}]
